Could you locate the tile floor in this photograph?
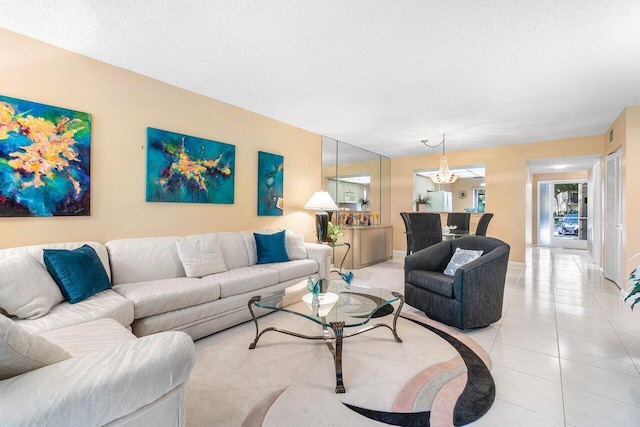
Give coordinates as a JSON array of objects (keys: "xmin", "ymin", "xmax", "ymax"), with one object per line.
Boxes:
[{"xmin": 354, "ymin": 247, "xmax": 640, "ymax": 426}]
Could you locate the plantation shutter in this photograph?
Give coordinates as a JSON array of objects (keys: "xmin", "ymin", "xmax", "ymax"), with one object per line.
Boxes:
[{"xmin": 604, "ymin": 150, "xmax": 623, "ymax": 286}]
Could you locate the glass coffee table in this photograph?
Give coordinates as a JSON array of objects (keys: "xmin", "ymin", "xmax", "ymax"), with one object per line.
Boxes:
[{"xmin": 248, "ymin": 279, "xmax": 404, "ymax": 393}]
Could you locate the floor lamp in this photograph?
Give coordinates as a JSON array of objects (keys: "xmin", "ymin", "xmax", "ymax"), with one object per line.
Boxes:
[{"xmin": 303, "ymin": 191, "xmax": 339, "ymax": 243}]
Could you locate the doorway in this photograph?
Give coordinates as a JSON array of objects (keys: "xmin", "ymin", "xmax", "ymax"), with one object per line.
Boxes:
[{"xmin": 538, "ymin": 180, "xmax": 587, "ymax": 249}]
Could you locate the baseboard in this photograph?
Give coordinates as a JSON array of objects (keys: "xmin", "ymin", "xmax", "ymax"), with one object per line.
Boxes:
[{"xmin": 620, "ymin": 287, "xmax": 632, "ymax": 303}]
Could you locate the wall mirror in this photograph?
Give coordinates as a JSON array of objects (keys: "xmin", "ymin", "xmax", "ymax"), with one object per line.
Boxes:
[
  {"xmin": 322, "ymin": 136, "xmax": 390, "ymax": 225},
  {"xmin": 413, "ymin": 164, "xmax": 486, "ymax": 212}
]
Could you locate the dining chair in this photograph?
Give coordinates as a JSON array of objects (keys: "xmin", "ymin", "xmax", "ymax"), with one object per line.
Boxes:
[
  {"xmin": 446, "ymin": 212, "xmax": 470, "ymax": 234},
  {"xmin": 400, "ymin": 212, "xmax": 413, "ymax": 255},
  {"xmin": 408, "ymin": 213, "xmax": 442, "ymax": 253},
  {"xmin": 475, "ymin": 213, "xmax": 494, "ymax": 236}
]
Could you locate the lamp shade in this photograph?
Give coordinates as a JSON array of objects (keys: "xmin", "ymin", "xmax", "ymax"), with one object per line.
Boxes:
[{"xmin": 303, "ymin": 191, "xmax": 339, "ymax": 211}]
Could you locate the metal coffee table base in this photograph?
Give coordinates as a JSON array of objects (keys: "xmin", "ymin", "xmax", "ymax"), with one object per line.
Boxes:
[{"xmin": 248, "ymin": 292, "xmax": 404, "ymax": 393}]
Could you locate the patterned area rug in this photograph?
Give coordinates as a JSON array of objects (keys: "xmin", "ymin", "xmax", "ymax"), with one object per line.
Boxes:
[{"xmin": 185, "ymin": 311, "xmax": 494, "ymax": 426}]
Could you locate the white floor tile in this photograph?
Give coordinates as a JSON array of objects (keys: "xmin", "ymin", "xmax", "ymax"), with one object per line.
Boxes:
[
  {"xmin": 555, "ymin": 302, "xmax": 607, "ymax": 319},
  {"xmin": 560, "ymin": 359, "xmax": 640, "ymax": 407},
  {"xmin": 491, "ymin": 365, "xmax": 565, "ymax": 422},
  {"xmin": 559, "ymin": 338, "xmax": 639, "ymax": 377},
  {"xmin": 495, "ymin": 326, "xmax": 559, "ymax": 357},
  {"xmin": 468, "ymin": 398, "xmax": 565, "ymax": 427},
  {"xmin": 563, "ymin": 385, "xmax": 640, "ymax": 427},
  {"xmin": 552, "ymin": 293, "xmax": 600, "ymax": 307},
  {"xmin": 490, "ymin": 342, "xmax": 561, "ymax": 383}
]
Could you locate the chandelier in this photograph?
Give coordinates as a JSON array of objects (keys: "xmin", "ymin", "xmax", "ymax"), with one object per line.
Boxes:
[{"xmin": 421, "ymin": 134, "xmax": 458, "ymax": 184}]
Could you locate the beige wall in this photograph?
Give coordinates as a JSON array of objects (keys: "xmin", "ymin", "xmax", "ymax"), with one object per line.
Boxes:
[
  {"xmin": 0, "ymin": 30, "xmax": 320, "ymax": 248},
  {"xmin": 391, "ymin": 135, "xmax": 604, "ymax": 263},
  {"xmin": 531, "ymin": 171, "xmax": 588, "ymax": 245},
  {"xmin": 622, "ymin": 107, "xmax": 640, "ymax": 284}
]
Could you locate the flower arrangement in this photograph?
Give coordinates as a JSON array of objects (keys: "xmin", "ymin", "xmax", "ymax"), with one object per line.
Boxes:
[{"xmin": 327, "ymin": 221, "xmax": 344, "ymax": 242}]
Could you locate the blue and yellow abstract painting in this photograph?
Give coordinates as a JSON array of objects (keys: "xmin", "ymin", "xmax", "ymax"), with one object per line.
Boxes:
[
  {"xmin": 257, "ymin": 151, "xmax": 283, "ymax": 216},
  {"xmin": 146, "ymin": 128, "xmax": 235, "ymax": 204},
  {"xmin": 0, "ymin": 95, "xmax": 91, "ymax": 217}
]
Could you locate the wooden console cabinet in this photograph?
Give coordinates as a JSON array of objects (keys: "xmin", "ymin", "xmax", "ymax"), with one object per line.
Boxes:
[{"xmin": 333, "ymin": 225, "xmax": 393, "ymax": 270}]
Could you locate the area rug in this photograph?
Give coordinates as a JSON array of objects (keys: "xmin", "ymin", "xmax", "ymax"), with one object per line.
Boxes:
[{"xmin": 185, "ymin": 311, "xmax": 494, "ymax": 426}]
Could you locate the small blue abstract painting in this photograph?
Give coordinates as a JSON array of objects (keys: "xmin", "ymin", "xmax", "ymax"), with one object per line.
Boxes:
[
  {"xmin": 0, "ymin": 95, "xmax": 91, "ymax": 217},
  {"xmin": 146, "ymin": 127, "xmax": 235, "ymax": 204},
  {"xmin": 257, "ymin": 151, "xmax": 283, "ymax": 216}
]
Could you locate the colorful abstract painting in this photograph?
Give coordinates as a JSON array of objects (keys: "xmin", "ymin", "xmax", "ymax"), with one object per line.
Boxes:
[
  {"xmin": 0, "ymin": 95, "xmax": 91, "ymax": 217},
  {"xmin": 257, "ymin": 151, "xmax": 283, "ymax": 216},
  {"xmin": 146, "ymin": 128, "xmax": 235, "ymax": 204}
]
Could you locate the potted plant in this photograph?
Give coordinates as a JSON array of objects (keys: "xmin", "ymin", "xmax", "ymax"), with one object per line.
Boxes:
[
  {"xmin": 327, "ymin": 221, "xmax": 344, "ymax": 243},
  {"xmin": 415, "ymin": 193, "xmax": 431, "ymax": 212},
  {"xmin": 360, "ymin": 197, "xmax": 370, "ymax": 210},
  {"xmin": 625, "ymin": 255, "xmax": 640, "ymax": 309}
]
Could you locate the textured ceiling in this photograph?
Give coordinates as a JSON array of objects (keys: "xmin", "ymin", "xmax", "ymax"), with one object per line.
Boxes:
[{"xmin": 1, "ymin": 1, "xmax": 639, "ymax": 160}]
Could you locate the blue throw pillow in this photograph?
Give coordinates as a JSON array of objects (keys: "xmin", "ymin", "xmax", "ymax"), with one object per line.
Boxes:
[
  {"xmin": 43, "ymin": 245, "xmax": 111, "ymax": 304},
  {"xmin": 254, "ymin": 230, "xmax": 290, "ymax": 264}
]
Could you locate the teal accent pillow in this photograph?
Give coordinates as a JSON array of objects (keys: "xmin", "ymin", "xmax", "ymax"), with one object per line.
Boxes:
[
  {"xmin": 254, "ymin": 230, "xmax": 290, "ymax": 264},
  {"xmin": 43, "ymin": 245, "xmax": 111, "ymax": 304}
]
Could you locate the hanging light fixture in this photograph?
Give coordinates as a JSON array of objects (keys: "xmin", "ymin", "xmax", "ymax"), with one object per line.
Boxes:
[{"xmin": 422, "ymin": 134, "xmax": 458, "ymax": 184}]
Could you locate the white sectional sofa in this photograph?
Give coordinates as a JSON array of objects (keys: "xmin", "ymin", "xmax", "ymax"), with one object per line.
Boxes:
[
  {"xmin": 1, "ymin": 317, "xmax": 195, "ymax": 426},
  {"xmin": 105, "ymin": 230, "xmax": 332, "ymax": 339},
  {"xmin": 0, "ymin": 229, "xmax": 332, "ymax": 426}
]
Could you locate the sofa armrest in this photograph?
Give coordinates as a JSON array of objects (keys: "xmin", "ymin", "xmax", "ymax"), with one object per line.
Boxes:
[
  {"xmin": 453, "ymin": 245, "xmax": 510, "ymax": 302},
  {"xmin": 305, "ymin": 243, "xmax": 333, "ymax": 279},
  {"xmin": 0, "ymin": 331, "xmax": 195, "ymax": 427},
  {"xmin": 404, "ymin": 241, "xmax": 453, "ymax": 282}
]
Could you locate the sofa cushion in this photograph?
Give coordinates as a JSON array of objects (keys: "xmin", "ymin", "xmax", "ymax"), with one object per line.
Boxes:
[
  {"xmin": 407, "ymin": 270, "xmax": 455, "ymax": 298},
  {"xmin": 176, "ymin": 235, "xmax": 227, "ymax": 278},
  {"xmin": 254, "ymin": 230, "xmax": 290, "ymax": 264},
  {"xmin": 218, "ymin": 232, "xmax": 252, "ymax": 270},
  {"xmin": 113, "ymin": 278, "xmax": 221, "ymax": 319},
  {"xmin": 255, "ymin": 259, "xmax": 318, "ymax": 282},
  {"xmin": 43, "ymin": 245, "xmax": 112, "ymax": 304},
  {"xmin": 14, "ymin": 290, "xmax": 134, "ymax": 335},
  {"xmin": 130, "ymin": 279, "xmax": 297, "ymax": 337},
  {"xmin": 209, "ymin": 267, "xmax": 279, "ymax": 298},
  {"xmin": 0, "ymin": 254, "xmax": 64, "ymax": 319},
  {"xmin": 40, "ymin": 318, "xmax": 137, "ymax": 357},
  {"xmin": 106, "ymin": 236, "xmax": 185, "ymax": 285},
  {"xmin": 0, "ymin": 241, "xmax": 112, "ymax": 282},
  {"xmin": 0, "ymin": 314, "xmax": 71, "ymax": 380},
  {"xmin": 286, "ymin": 230, "xmax": 307, "ymax": 260}
]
